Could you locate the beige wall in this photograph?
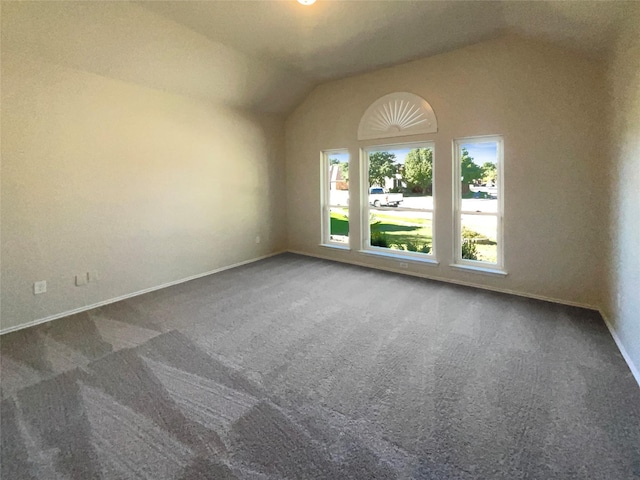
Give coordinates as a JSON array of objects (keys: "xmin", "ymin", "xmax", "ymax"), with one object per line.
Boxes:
[
  {"xmin": 604, "ymin": 5, "xmax": 640, "ymax": 376},
  {"xmin": 1, "ymin": 5, "xmax": 287, "ymax": 331},
  {"xmin": 285, "ymin": 35, "xmax": 606, "ymax": 308}
]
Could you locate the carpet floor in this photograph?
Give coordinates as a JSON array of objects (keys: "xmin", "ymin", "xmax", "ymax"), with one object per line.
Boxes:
[{"xmin": 1, "ymin": 253, "xmax": 639, "ymax": 479}]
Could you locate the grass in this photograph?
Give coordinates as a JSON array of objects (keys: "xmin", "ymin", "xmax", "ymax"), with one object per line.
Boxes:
[
  {"xmin": 330, "ymin": 210, "xmax": 432, "ymax": 251},
  {"xmin": 330, "ymin": 210, "xmax": 497, "ymax": 262},
  {"xmin": 370, "ymin": 213, "xmax": 432, "ymax": 250},
  {"xmin": 330, "ymin": 210, "xmax": 349, "ymax": 236},
  {"xmin": 474, "ymin": 244, "xmax": 497, "ymax": 263},
  {"xmin": 461, "ymin": 221, "xmax": 497, "ymax": 263}
]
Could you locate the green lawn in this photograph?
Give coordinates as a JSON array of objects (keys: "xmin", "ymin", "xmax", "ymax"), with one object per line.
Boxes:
[
  {"xmin": 370, "ymin": 212, "xmax": 432, "ymax": 250},
  {"xmin": 330, "ymin": 210, "xmax": 433, "ymax": 251},
  {"xmin": 330, "ymin": 210, "xmax": 349, "ymax": 236},
  {"xmin": 461, "ymin": 218, "xmax": 498, "ymax": 263},
  {"xmin": 331, "ymin": 210, "xmax": 497, "ymax": 262},
  {"xmin": 474, "ymin": 244, "xmax": 497, "ymax": 263}
]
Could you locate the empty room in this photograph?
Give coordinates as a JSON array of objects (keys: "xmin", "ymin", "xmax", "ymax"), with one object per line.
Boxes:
[{"xmin": 1, "ymin": 1, "xmax": 639, "ymax": 478}]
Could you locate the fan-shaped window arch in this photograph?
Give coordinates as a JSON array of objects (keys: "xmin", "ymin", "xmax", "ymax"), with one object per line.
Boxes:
[{"xmin": 357, "ymin": 92, "xmax": 437, "ymax": 141}]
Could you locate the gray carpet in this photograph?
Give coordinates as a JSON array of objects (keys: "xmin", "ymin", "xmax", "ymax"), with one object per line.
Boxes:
[{"xmin": 1, "ymin": 253, "xmax": 639, "ymax": 479}]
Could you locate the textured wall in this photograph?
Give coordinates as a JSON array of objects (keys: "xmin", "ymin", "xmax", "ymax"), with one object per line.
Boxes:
[
  {"xmin": 1, "ymin": 5, "xmax": 287, "ymax": 331},
  {"xmin": 604, "ymin": 5, "xmax": 640, "ymax": 377},
  {"xmin": 285, "ymin": 35, "xmax": 607, "ymax": 308}
]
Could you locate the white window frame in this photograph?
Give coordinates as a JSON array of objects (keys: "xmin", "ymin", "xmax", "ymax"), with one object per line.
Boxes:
[
  {"xmin": 452, "ymin": 135, "xmax": 505, "ymax": 273},
  {"xmin": 360, "ymin": 141, "xmax": 437, "ymax": 263},
  {"xmin": 320, "ymin": 149, "xmax": 350, "ymax": 248}
]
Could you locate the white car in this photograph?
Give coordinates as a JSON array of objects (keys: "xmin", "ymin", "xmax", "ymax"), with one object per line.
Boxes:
[{"xmin": 369, "ymin": 187, "xmax": 403, "ymax": 207}]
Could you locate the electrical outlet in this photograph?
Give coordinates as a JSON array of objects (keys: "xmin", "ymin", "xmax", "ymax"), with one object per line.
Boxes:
[
  {"xmin": 399, "ymin": 262, "xmax": 409, "ymax": 269},
  {"xmin": 255, "ymin": 235, "xmax": 261, "ymax": 244},
  {"xmin": 34, "ymin": 280, "xmax": 47, "ymax": 295},
  {"xmin": 75, "ymin": 274, "xmax": 88, "ymax": 286}
]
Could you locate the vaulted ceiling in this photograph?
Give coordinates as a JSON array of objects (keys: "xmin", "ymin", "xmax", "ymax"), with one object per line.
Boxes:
[
  {"xmin": 3, "ymin": 1, "xmax": 631, "ymax": 114},
  {"xmin": 142, "ymin": 1, "xmax": 628, "ymax": 81}
]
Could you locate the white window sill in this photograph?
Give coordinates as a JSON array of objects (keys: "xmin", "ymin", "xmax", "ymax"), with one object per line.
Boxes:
[
  {"xmin": 449, "ymin": 263, "xmax": 507, "ymax": 276},
  {"xmin": 359, "ymin": 249, "xmax": 439, "ymax": 266},
  {"xmin": 319, "ymin": 243, "xmax": 351, "ymax": 251}
]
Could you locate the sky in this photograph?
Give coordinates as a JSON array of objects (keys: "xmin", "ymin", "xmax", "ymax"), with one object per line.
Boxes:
[
  {"xmin": 329, "ymin": 141, "xmax": 497, "ymax": 165},
  {"xmin": 329, "ymin": 152, "xmax": 349, "ymax": 163},
  {"xmin": 461, "ymin": 142, "xmax": 498, "ymax": 166}
]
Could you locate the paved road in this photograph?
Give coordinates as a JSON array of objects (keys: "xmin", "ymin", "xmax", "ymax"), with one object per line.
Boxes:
[
  {"xmin": 330, "ymin": 195, "xmax": 498, "ymax": 215},
  {"xmin": 380, "ymin": 196, "xmax": 497, "ymax": 213}
]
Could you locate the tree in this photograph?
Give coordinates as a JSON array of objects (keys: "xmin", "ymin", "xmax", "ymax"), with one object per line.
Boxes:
[
  {"xmin": 481, "ymin": 161, "xmax": 497, "ymax": 185},
  {"xmin": 368, "ymin": 151, "xmax": 397, "ymax": 187},
  {"xmin": 460, "ymin": 147, "xmax": 483, "ymax": 193},
  {"xmin": 403, "ymin": 148, "xmax": 433, "ymax": 194},
  {"xmin": 339, "ymin": 161, "xmax": 349, "ymax": 183},
  {"xmin": 329, "ymin": 157, "xmax": 341, "ymax": 165}
]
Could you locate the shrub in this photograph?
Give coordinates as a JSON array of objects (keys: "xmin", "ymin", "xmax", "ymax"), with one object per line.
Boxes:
[
  {"xmin": 405, "ymin": 241, "xmax": 419, "ymax": 252},
  {"xmin": 371, "ymin": 231, "xmax": 390, "ymax": 248},
  {"xmin": 394, "ymin": 241, "xmax": 431, "ymax": 254},
  {"xmin": 461, "ymin": 240, "xmax": 478, "ymax": 260},
  {"xmin": 462, "ymin": 227, "xmax": 483, "ymax": 240},
  {"xmin": 462, "ymin": 227, "xmax": 496, "ymax": 245}
]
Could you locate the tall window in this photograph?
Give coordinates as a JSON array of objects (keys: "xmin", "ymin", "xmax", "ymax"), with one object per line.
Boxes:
[
  {"xmin": 321, "ymin": 150, "xmax": 350, "ymax": 246},
  {"xmin": 363, "ymin": 143, "xmax": 436, "ymax": 259},
  {"xmin": 453, "ymin": 136, "xmax": 504, "ymax": 270}
]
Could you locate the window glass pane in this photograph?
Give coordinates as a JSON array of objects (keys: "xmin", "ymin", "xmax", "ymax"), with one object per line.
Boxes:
[
  {"xmin": 367, "ymin": 146, "xmax": 433, "ymax": 212},
  {"xmin": 461, "ymin": 214, "xmax": 498, "ymax": 263},
  {"xmin": 370, "ymin": 210, "xmax": 433, "ymax": 254},
  {"xmin": 328, "ymin": 153, "xmax": 349, "ymax": 203},
  {"xmin": 324, "ymin": 151, "xmax": 349, "ymax": 245},
  {"xmin": 329, "ymin": 189, "xmax": 349, "ymax": 207},
  {"xmin": 329, "ymin": 207, "xmax": 349, "ymax": 243},
  {"xmin": 365, "ymin": 144, "xmax": 434, "ymax": 256},
  {"xmin": 459, "ymin": 142, "xmax": 498, "ymax": 213}
]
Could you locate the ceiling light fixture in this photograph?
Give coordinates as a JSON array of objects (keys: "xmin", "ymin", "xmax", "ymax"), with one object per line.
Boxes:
[{"xmin": 297, "ymin": 0, "xmax": 316, "ymax": 5}]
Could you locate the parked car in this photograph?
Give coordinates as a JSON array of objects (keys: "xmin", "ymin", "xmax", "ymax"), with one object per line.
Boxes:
[{"xmin": 369, "ymin": 187, "xmax": 403, "ymax": 207}]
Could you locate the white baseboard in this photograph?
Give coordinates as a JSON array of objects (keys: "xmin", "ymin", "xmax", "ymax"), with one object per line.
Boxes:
[
  {"xmin": 287, "ymin": 249, "xmax": 598, "ymax": 310},
  {"xmin": 600, "ymin": 310, "xmax": 640, "ymax": 388},
  {"xmin": 0, "ymin": 251, "xmax": 284, "ymax": 336}
]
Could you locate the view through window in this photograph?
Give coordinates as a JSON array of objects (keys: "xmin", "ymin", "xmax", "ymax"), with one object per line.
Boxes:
[
  {"xmin": 364, "ymin": 143, "xmax": 435, "ymax": 258},
  {"xmin": 322, "ymin": 150, "xmax": 350, "ymax": 245},
  {"xmin": 454, "ymin": 137, "xmax": 503, "ymax": 267}
]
